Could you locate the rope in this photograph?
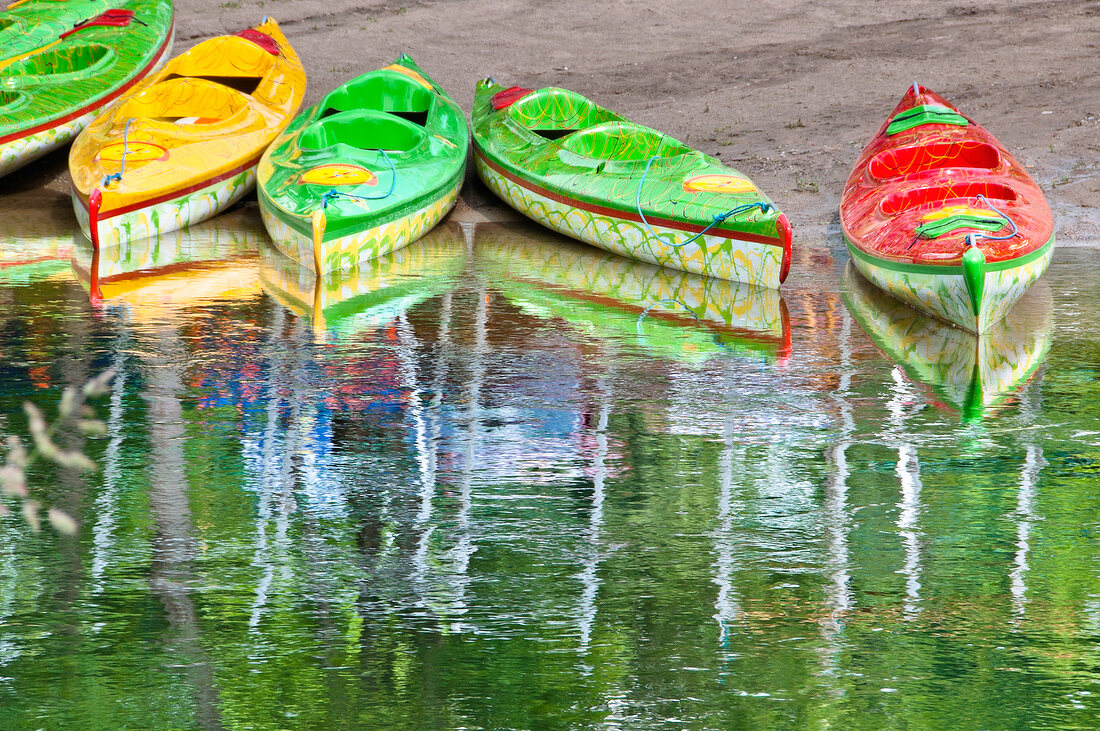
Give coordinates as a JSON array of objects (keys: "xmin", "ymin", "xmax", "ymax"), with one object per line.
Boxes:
[
  {"xmin": 907, "ymin": 193, "xmax": 1019, "ymax": 251},
  {"xmin": 635, "ymin": 296, "xmax": 735, "ymax": 353},
  {"xmin": 321, "ymin": 149, "xmax": 397, "ymax": 209},
  {"xmin": 964, "ymin": 194, "xmax": 1018, "ymax": 247},
  {"xmin": 636, "ymin": 155, "xmax": 773, "ymax": 249},
  {"xmin": 102, "ymin": 118, "xmax": 135, "ymax": 187}
]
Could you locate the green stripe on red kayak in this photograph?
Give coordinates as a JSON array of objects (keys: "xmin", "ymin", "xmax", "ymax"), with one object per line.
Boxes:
[{"xmin": 887, "ymin": 104, "xmax": 969, "ymax": 135}]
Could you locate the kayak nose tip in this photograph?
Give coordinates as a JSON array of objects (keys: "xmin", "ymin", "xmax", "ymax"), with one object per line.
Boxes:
[{"xmin": 777, "ymin": 212, "xmax": 792, "ymax": 284}]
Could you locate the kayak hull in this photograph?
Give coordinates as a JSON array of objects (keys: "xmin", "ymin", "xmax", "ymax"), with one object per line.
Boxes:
[
  {"xmin": 258, "ymin": 55, "xmax": 468, "ymax": 274},
  {"xmin": 846, "ymin": 233, "xmax": 1054, "ymax": 333},
  {"xmin": 475, "ymin": 148, "xmax": 787, "ymax": 289},
  {"xmin": 840, "ymin": 85, "xmax": 1054, "ymax": 333},
  {"xmin": 472, "ymin": 81, "xmax": 790, "ymax": 288},
  {"xmin": 69, "ymin": 17, "xmax": 304, "ymax": 247},
  {"xmin": 0, "ymin": 109, "xmax": 97, "ymax": 178},
  {"xmin": 260, "ymin": 179, "xmax": 461, "ymax": 275},
  {"xmin": 73, "ymin": 164, "xmax": 256, "ymax": 249}
]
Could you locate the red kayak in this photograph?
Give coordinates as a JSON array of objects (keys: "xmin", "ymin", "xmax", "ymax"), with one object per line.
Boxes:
[{"xmin": 840, "ymin": 84, "xmax": 1054, "ymax": 333}]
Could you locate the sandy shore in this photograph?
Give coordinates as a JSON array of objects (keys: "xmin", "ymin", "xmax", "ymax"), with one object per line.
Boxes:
[{"xmin": 3, "ymin": 0, "xmax": 1098, "ymax": 255}]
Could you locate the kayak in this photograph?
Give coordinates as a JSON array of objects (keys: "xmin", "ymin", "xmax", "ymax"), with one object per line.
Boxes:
[
  {"xmin": 259, "ymin": 222, "xmax": 466, "ymax": 337},
  {"xmin": 842, "ymin": 263, "xmax": 1051, "ymax": 422},
  {"xmin": 0, "ymin": 0, "xmax": 174, "ymax": 178},
  {"xmin": 840, "ymin": 84, "xmax": 1054, "ymax": 334},
  {"xmin": 258, "ymin": 55, "xmax": 467, "ymax": 275},
  {"xmin": 69, "ymin": 17, "xmax": 305, "ymax": 249},
  {"xmin": 472, "ymin": 79, "xmax": 791, "ymax": 288},
  {"xmin": 476, "ymin": 222, "xmax": 790, "ymax": 364}
]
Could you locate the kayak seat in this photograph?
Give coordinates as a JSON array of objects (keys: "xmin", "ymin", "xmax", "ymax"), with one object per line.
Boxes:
[
  {"xmin": 507, "ymin": 87, "xmax": 623, "ymax": 136},
  {"xmin": 299, "ymin": 110, "xmax": 426, "ymax": 153},
  {"xmin": 880, "ymin": 181, "xmax": 1018, "ymax": 216},
  {"xmin": 869, "ymin": 142, "xmax": 1000, "ymax": 181},
  {"xmin": 161, "ymin": 73, "xmax": 264, "ymax": 97},
  {"xmin": 0, "ymin": 91, "xmax": 21, "ymax": 110},
  {"xmin": 559, "ymin": 122, "xmax": 690, "ymax": 161},
  {"xmin": 319, "ymin": 73, "xmax": 433, "ymax": 127},
  {"xmin": 5, "ymin": 43, "xmax": 113, "ymax": 78},
  {"xmin": 120, "ymin": 77, "xmax": 251, "ymax": 125}
]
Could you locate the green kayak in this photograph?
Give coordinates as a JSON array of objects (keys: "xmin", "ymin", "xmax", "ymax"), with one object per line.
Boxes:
[
  {"xmin": 472, "ymin": 79, "xmax": 792, "ymax": 287},
  {"xmin": 258, "ymin": 54, "xmax": 468, "ymax": 275},
  {"xmin": 0, "ymin": 0, "xmax": 174, "ymax": 178},
  {"xmin": 0, "ymin": 0, "xmax": 110, "ymax": 63}
]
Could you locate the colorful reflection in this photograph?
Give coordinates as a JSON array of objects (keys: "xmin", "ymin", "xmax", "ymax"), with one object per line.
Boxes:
[
  {"xmin": 0, "ymin": 208, "xmax": 1098, "ymax": 729},
  {"xmin": 476, "ymin": 222, "xmax": 791, "ymax": 364},
  {"xmin": 70, "ymin": 205, "xmax": 265, "ymax": 311},
  {"xmin": 843, "ymin": 263, "xmax": 1052, "ymax": 421},
  {"xmin": 258, "ymin": 221, "xmax": 468, "ymax": 339}
]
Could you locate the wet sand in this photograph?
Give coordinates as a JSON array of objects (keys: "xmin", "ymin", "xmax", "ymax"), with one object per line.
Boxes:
[{"xmin": 3, "ymin": 0, "xmax": 1098, "ymax": 254}]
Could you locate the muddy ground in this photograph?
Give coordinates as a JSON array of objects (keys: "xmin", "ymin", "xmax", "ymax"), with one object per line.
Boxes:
[{"xmin": 5, "ymin": 0, "xmax": 1099, "ymax": 256}]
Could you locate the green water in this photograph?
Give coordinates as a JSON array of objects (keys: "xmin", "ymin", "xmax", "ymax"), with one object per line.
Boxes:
[{"xmin": 1, "ymin": 210, "xmax": 1099, "ymax": 729}]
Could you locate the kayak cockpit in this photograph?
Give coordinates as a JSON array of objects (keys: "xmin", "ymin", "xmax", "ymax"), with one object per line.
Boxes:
[
  {"xmin": 161, "ymin": 73, "xmax": 265, "ymax": 97},
  {"xmin": 5, "ymin": 42, "xmax": 115, "ymax": 80},
  {"xmin": 120, "ymin": 78, "xmax": 253, "ymax": 128},
  {"xmin": 507, "ymin": 87, "xmax": 624, "ymax": 139},
  {"xmin": 879, "ymin": 181, "xmax": 1019, "ymax": 216},
  {"xmin": 320, "ymin": 71, "xmax": 434, "ymax": 127},
  {"xmin": 868, "ymin": 141, "xmax": 1001, "ymax": 182},
  {"xmin": 558, "ymin": 121, "xmax": 691, "ymax": 161},
  {"xmin": 298, "ymin": 110, "xmax": 427, "ymax": 154}
]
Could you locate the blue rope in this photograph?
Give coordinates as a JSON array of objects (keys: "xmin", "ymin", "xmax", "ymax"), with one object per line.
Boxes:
[
  {"xmin": 635, "ymin": 296, "xmax": 734, "ymax": 353},
  {"xmin": 636, "ymin": 297, "xmax": 701, "ymax": 333},
  {"xmin": 102, "ymin": 118, "xmax": 135, "ymax": 187},
  {"xmin": 321, "ymin": 149, "xmax": 397, "ymax": 209},
  {"xmin": 635, "ymin": 155, "xmax": 773, "ymax": 249},
  {"xmin": 964, "ymin": 194, "xmax": 1019, "ymax": 247}
]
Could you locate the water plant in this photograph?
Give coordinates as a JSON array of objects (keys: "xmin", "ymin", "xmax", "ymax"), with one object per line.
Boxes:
[{"xmin": 0, "ymin": 370, "xmax": 114, "ymax": 535}]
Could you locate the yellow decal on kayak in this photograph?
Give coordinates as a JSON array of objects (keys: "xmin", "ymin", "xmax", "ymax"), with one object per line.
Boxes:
[
  {"xmin": 682, "ymin": 174, "xmax": 756, "ymax": 194},
  {"xmin": 922, "ymin": 205, "xmax": 996, "ymax": 221},
  {"xmin": 299, "ymin": 164, "xmax": 377, "ymax": 186},
  {"xmin": 96, "ymin": 141, "xmax": 168, "ymax": 163},
  {"xmin": 383, "ymin": 64, "xmax": 433, "ymax": 90}
]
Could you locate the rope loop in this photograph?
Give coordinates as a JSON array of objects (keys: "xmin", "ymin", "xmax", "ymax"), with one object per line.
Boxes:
[
  {"xmin": 636, "ymin": 155, "xmax": 773, "ymax": 249},
  {"xmin": 101, "ymin": 118, "xmax": 136, "ymax": 188},
  {"xmin": 636, "ymin": 297, "xmax": 702, "ymax": 333},
  {"xmin": 964, "ymin": 194, "xmax": 1019, "ymax": 248}
]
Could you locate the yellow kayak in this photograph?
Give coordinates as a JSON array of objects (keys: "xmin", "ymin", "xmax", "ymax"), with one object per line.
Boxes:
[{"xmin": 69, "ymin": 17, "xmax": 305, "ymax": 248}]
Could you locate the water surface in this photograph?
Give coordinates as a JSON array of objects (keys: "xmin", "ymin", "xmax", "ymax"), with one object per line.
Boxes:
[{"xmin": 1, "ymin": 205, "xmax": 1099, "ymax": 729}]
